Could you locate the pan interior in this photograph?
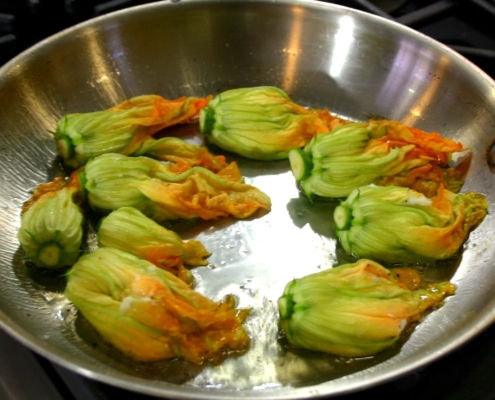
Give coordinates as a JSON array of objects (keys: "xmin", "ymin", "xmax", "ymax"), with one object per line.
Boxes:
[{"xmin": 0, "ymin": 0, "xmax": 494, "ymax": 398}]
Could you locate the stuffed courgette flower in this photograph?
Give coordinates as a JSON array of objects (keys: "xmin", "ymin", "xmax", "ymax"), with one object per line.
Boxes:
[
  {"xmin": 334, "ymin": 185, "xmax": 488, "ymax": 263},
  {"xmin": 97, "ymin": 207, "xmax": 210, "ymax": 285},
  {"xmin": 278, "ymin": 259, "xmax": 455, "ymax": 357},
  {"xmin": 289, "ymin": 119, "xmax": 466, "ymax": 199},
  {"xmin": 83, "ymin": 153, "xmax": 271, "ymax": 222},
  {"xmin": 65, "ymin": 247, "xmax": 250, "ymax": 364},
  {"xmin": 199, "ymin": 86, "xmax": 349, "ymax": 160},
  {"xmin": 54, "ymin": 94, "xmax": 229, "ymax": 172},
  {"xmin": 17, "ymin": 173, "xmax": 84, "ymax": 269}
]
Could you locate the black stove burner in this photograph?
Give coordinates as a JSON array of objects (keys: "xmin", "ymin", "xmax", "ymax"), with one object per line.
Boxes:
[{"xmin": 1, "ymin": 1, "xmax": 494, "ymax": 399}]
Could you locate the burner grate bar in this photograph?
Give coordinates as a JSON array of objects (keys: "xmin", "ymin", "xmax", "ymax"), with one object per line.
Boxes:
[
  {"xmin": 94, "ymin": 0, "xmax": 143, "ymax": 16},
  {"xmin": 346, "ymin": 0, "xmax": 394, "ymax": 19},
  {"xmin": 0, "ymin": 12, "xmax": 13, "ymax": 34},
  {"xmin": 0, "ymin": 33, "xmax": 14, "ymax": 45},
  {"xmin": 470, "ymin": 0, "xmax": 495, "ymax": 15},
  {"xmin": 52, "ymin": 364, "xmax": 108, "ymax": 400},
  {"xmin": 450, "ymin": 44, "xmax": 495, "ymax": 58},
  {"xmin": 397, "ymin": 0, "xmax": 454, "ymax": 26}
]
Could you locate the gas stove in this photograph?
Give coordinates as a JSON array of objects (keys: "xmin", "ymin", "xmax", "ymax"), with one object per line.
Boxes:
[
  {"xmin": 1, "ymin": 1, "xmax": 495, "ymax": 399},
  {"xmin": 1, "ymin": 0, "xmax": 494, "ymax": 79}
]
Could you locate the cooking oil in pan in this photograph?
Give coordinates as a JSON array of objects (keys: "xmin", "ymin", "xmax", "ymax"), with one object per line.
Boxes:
[{"xmin": 11, "ymin": 131, "xmax": 469, "ymax": 390}]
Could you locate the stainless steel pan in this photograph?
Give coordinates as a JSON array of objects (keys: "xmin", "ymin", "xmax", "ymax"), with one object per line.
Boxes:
[{"xmin": 0, "ymin": 0, "xmax": 494, "ymax": 398}]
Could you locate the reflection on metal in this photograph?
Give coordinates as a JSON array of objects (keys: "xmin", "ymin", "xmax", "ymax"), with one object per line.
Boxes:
[
  {"xmin": 83, "ymin": 26, "xmax": 125, "ymax": 105},
  {"xmin": 329, "ymin": 15, "xmax": 355, "ymax": 78},
  {"xmin": 281, "ymin": 6, "xmax": 304, "ymax": 93},
  {"xmin": 403, "ymin": 54, "xmax": 450, "ymax": 126},
  {"xmin": 375, "ymin": 36, "xmax": 451, "ymax": 126}
]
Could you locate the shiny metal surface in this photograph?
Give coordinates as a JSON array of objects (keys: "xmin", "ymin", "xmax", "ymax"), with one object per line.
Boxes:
[{"xmin": 0, "ymin": 0, "xmax": 494, "ymax": 398}]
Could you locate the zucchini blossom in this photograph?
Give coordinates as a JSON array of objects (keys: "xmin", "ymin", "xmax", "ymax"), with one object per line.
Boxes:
[
  {"xmin": 54, "ymin": 94, "xmax": 229, "ymax": 172},
  {"xmin": 97, "ymin": 207, "xmax": 210, "ymax": 285},
  {"xmin": 65, "ymin": 247, "xmax": 250, "ymax": 364},
  {"xmin": 199, "ymin": 86, "xmax": 347, "ymax": 160},
  {"xmin": 289, "ymin": 119, "xmax": 466, "ymax": 199},
  {"xmin": 17, "ymin": 174, "xmax": 84, "ymax": 269},
  {"xmin": 334, "ymin": 185, "xmax": 488, "ymax": 264},
  {"xmin": 278, "ymin": 259, "xmax": 455, "ymax": 357},
  {"xmin": 83, "ymin": 153, "xmax": 271, "ymax": 221}
]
